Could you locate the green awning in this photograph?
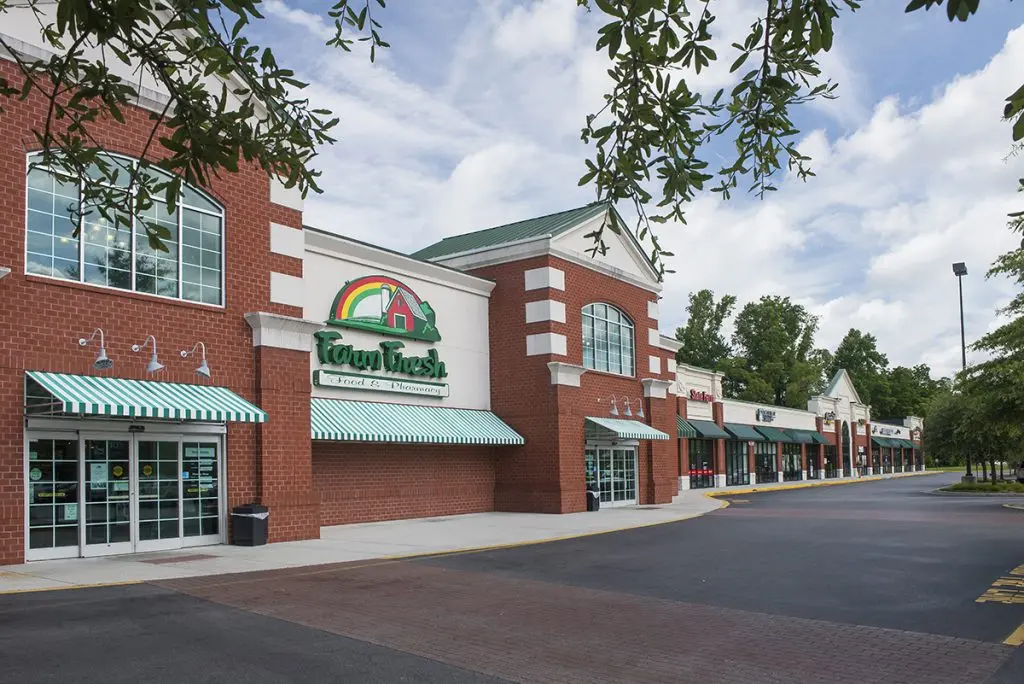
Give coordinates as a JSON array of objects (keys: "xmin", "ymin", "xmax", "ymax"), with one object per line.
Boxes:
[
  {"xmin": 785, "ymin": 429, "xmax": 830, "ymax": 445},
  {"xmin": 585, "ymin": 417, "xmax": 670, "ymax": 441},
  {"xmin": 784, "ymin": 429, "xmax": 815, "ymax": 444},
  {"xmin": 895, "ymin": 438, "xmax": 916, "ymax": 449},
  {"xmin": 677, "ymin": 416, "xmax": 697, "ymax": 438},
  {"xmin": 872, "ymin": 436, "xmax": 903, "ymax": 448},
  {"xmin": 26, "ymin": 371, "xmax": 266, "ymax": 422},
  {"xmin": 755, "ymin": 425, "xmax": 793, "ymax": 442},
  {"xmin": 724, "ymin": 423, "xmax": 766, "ymax": 441},
  {"xmin": 871, "ymin": 436, "xmax": 887, "ymax": 447},
  {"xmin": 312, "ymin": 398, "xmax": 524, "ymax": 444},
  {"xmin": 687, "ymin": 419, "xmax": 730, "ymax": 439}
]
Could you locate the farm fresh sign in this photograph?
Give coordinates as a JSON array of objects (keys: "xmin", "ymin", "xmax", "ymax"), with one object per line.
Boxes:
[{"xmin": 314, "ymin": 331, "xmax": 448, "ymax": 379}]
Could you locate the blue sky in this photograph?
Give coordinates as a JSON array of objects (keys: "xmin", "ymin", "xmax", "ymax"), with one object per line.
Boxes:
[{"xmin": 253, "ymin": 1, "xmax": 1024, "ymax": 378}]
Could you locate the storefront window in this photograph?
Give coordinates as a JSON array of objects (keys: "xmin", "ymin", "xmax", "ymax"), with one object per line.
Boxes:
[
  {"xmin": 755, "ymin": 441, "xmax": 776, "ymax": 484},
  {"xmin": 725, "ymin": 441, "xmax": 749, "ymax": 486},
  {"xmin": 824, "ymin": 444, "xmax": 838, "ymax": 478},
  {"xmin": 582, "ymin": 303, "xmax": 634, "ymax": 376},
  {"xmin": 688, "ymin": 439, "xmax": 715, "ymax": 489},
  {"xmin": 782, "ymin": 443, "xmax": 802, "ymax": 481},
  {"xmin": 25, "ymin": 152, "xmax": 224, "ymax": 306}
]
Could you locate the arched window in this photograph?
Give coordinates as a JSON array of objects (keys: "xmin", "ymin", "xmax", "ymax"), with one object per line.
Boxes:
[
  {"xmin": 25, "ymin": 152, "xmax": 225, "ymax": 305},
  {"xmin": 582, "ymin": 303, "xmax": 634, "ymax": 376}
]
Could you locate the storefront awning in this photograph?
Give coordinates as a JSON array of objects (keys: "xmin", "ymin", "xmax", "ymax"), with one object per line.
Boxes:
[
  {"xmin": 724, "ymin": 423, "xmax": 765, "ymax": 441},
  {"xmin": 755, "ymin": 426, "xmax": 792, "ymax": 442},
  {"xmin": 677, "ymin": 417, "xmax": 697, "ymax": 438},
  {"xmin": 26, "ymin": 371, "xmax": 267, "ymax": 422},
  {"xmin": 312, "ymin": 398, "xmax": 524, "ymax": 444},
  {"xmin": 687, "ymin": 419, "xmax": 730, "ymax": 440},
  {"xmin": 786, "ymin": 429, "xmax": 831, "ymax": 445},
  {"xmin": 872, "ymin": 436, "xmax": 906, "ymax": 448},
  {"xmin": 585, "ymin": 417, "xmax": 670, "ymax": 441},
  {"xmin": 893, "ymin": 438, "xmax": 916, "ymax": 449}
]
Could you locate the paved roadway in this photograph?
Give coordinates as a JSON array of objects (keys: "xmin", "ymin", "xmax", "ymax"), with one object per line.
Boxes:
[{"xmin": 1, "ymin": 473, "xmax": 1022, "ymax": 683}]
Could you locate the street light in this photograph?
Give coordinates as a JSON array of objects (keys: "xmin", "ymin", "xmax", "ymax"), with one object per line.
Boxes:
[
  {"xmin": 952, "ymin": 261, "xmax": 974, "ymax": 482},
  {"xmin": 952, "ymin": 262, "xmax": 967, "ymax": 371}
]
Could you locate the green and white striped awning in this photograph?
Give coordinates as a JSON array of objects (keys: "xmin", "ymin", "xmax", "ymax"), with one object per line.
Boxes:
[
  {"xmin": 26, "ymin": 371, "xmax": 266, "ymax": 422},
  {"xmin": 586, "ymin": 417, "xmax": 670, "ymax": 441},
  {"xmin": 677, "ymin": 416, "xmax": 698, "ymax": 438},
  {"xmin": 311, "ymin": 398, "xmax": 524, "ymax": 445}
]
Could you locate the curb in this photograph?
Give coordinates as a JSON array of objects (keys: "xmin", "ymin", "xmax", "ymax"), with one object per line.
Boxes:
[
  {"xmin": 3, "ymin": 503, "xmax": 732, "ymax": 595},
  {"xmin": 1004, "ymin": 504, "xmax": 1024, "ymax": 512},
  {"xmin": 704, "ymin": 471, "xmax": 939, "ymax": 498},
  {"xmin": 928, "ymin": 488, "xmax": 1024, "ymax": 497}
]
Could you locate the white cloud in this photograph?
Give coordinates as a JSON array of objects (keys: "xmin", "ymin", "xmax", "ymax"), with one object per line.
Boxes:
[{"xmin": 259, "ymin": 1, "xmax": 1024, "ymax": 379}]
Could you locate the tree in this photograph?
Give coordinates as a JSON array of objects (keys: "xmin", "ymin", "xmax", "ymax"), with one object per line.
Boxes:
[
  {"xmin": 829, "ymin": 329, "xmax": 889, "ymax": 409},
  {"xmin": 723, "ymin": 295, "xmax": 821, "ymax": 407},
  {"xmin": 2, "ymin": 1, "xmax": 1019, "ymax": 270},
  {"xmin": 879, "ymin": 364, "xmax": 942, "ymax": 418},
  {"xmin": 674, "ymin": 289, "xmax": 736, "ymax": 369}
]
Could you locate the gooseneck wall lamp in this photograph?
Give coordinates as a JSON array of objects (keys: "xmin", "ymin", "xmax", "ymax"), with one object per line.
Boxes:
[
  {"xmin": 132, "ymin": 335, "xmax": 165, "ymax": 374},
  {"xmin": 181, "ymin": 342, "xmax": 211, "ymax": 378},
  {"xmin": 599, "ymin": 395, "xmax": 642, "ymax": 418},
  {"xmin": 78, "ymin": 328, "xmax": 113, "ymax": 370}
]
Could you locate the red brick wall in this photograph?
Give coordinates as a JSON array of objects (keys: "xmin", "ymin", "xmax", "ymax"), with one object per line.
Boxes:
[
  {"xmin": 471, "ymin": 254, "xmax": 674, "ymax": 512},
  {"xmin": 0, "ymin": 62, "xmax": 307, "ymax": 562},
  {"xmin": 313, "ymin": 442, "xmax": 497, "ymax": 524}
]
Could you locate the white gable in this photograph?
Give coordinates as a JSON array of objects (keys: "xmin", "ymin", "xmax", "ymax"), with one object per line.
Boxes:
[
  {"xmin": 823, "ymin": 369, "xmax": 863, "ymax": 405},
  {"xmin": 551, "ymin": 211, "xmax": 660, "ymax": 289}
]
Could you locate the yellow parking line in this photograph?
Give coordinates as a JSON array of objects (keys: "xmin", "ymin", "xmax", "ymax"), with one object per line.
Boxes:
[{"xmin": 1004, "ymin": 621, "xmax": 1024, "ymax": 646}]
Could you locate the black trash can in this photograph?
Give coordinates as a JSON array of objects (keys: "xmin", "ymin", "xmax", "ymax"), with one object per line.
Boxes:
[
  {"xmin": 586, "ymin": 485, "xmax": 600, "ymax": 512},
  {"xmin": 231, "ymin": 503, "xmax": 269, "ymax": 546}
]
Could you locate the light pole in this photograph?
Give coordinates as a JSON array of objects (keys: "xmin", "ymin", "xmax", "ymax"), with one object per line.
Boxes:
[{"xmin": 952, "ymin": 261, "xmax": 973, "ymax": 482}]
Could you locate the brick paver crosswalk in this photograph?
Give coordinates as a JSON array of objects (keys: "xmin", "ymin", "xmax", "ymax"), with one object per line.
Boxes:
[{"xmin": 160, "ymin": 560, "xmax": 1014, "ymax": 684}]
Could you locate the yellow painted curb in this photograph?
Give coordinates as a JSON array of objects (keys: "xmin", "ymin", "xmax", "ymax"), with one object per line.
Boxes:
[
  {"xmin": 1004, "ymin": 621, "xmax": 1024, "ymax": 646},
  {"xmin": 704, "ymin": 472, "xmax": 938, "ymax": 498},
  {"xmin": 0, "ymin": 579, "xmax": 142, "ymax": 596}
]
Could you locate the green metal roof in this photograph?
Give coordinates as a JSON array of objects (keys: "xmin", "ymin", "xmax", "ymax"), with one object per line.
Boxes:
[
  {"xmin": 755, "ymin": 426, "xmax": 793, "ymax": 442},
  {"xmin": 311, "ymin": 398, "xmax": 523, "ymax": 444},
  {"xmin": 724, "ymin": 423, "xmax": 766, "ymax": 442},
  {"xmin": 687, "ymin": 419, "xmax": 730, "ymax": 440},
  {"xmin": 586, "ymin": 417, "xmax": 670, "ymax": 441},
  {"xmin": 412, "ymin": 202, "xmax": 611, "ymax": 261},
  {"xmin": 27, "ymin": 371, "xmax": 266, "ymax": 422},
  {"xmin": 677, "ymin": 416, "xmax": 697, "ymax": 438}
]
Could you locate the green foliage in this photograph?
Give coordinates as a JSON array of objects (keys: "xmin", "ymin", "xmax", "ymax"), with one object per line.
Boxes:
[
  {"xmin": 924, "ymin": 384, "xmax": 1024, "ymax": 468},
  {"xmin": 673, "ymin": 289, "xmax": 736, "ymax": 369},
  {"xmin": 829, "ymin": 328, "xmax": 888, "ymax": 407},
  {"xmin": 723, "ymin": 295, "xmax": 823, "ymax": 407},
  {"xmin": 941, "ymin": 481, "xmax": 1024, "ymax": 493},
  {"xmin": 575, "ymin": 0, "xmax": 1024, "ymax": 272}
]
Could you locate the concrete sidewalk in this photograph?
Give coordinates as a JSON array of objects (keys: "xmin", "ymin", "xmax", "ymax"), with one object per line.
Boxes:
[{"xmin": 0, "ymin": 470, "xmax": 939, "ymax": 595}]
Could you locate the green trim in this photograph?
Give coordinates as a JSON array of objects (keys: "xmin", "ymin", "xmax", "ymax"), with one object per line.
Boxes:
[
  {"xmin": 585, "ymin": 417, "xmax": 670, "ymax": 441},
  {"xmin": 26, "ymin": 371, "xmax": 266, "ymax": 423},
  {"xmin": 677, "ymin": 416, "xmax": 697, "ymax": 438},
  {"xmin": 687, "ymin": 419, "xmax": 730, "ymax": 440},
  {"xmin": 311, "ymin": 398, "xmax": 523, "ymax": 445},
  {"xmin": 755, "ymin": 426, "xmax": 793, "ymax": 442},
  {"xmin": 724, "ymin": 423, "xmax": 766, "ymax": 442}
]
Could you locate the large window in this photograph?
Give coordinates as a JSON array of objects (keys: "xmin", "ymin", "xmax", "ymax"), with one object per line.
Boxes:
[
  {"xmin": 582, "ymin": 303, "xmax": 634, "ymax": 376},
  {"xmin": 25, "ymin": 153, "xmax": 224, "ymax": 306},
  {"xmin": 725, "ymin": 441, "xmax": 749, "ymax": 486}
]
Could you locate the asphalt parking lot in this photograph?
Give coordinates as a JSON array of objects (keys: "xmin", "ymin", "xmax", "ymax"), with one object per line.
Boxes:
[{"xmin": 2, "ymin": 473, "xmax": 1022, "ymax": 683}]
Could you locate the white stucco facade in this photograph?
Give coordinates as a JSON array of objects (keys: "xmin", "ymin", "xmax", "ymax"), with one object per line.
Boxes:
[
  {"xmin": 303, "ymin": 229, "xmax": 495, "ymax": 410},
  {"xmin": 675, "ymin": 364, "xmax": 722, "ymax": 422}
]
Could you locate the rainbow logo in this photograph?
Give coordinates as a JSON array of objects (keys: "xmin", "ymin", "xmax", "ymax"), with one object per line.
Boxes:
[{"xmin": 327, "ymin": 275, "xmax": 441, "ymax": 342}]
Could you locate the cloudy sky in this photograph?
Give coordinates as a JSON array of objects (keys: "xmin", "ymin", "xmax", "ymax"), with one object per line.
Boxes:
[{"xmin": 252, "ymin": 1, "xmax": 1023, "ymax": 378}]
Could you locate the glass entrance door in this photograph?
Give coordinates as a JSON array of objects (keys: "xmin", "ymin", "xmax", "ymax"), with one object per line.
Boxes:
[
  {"xmin": 593, "ymin": 446, "xmax": 637, "ymax": 507},
  {"xmin": 83, "ymin": 438, "xmax": 133, "ymax": 556},
  {"xmin": 26, "ymin": 430, "xmax": 223, "ymax": 560}
]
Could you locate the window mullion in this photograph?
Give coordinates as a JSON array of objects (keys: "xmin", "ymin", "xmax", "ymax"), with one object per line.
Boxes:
[
  {"xmin": 129, "ymin": 172, "xmax": 136, "ymax": 294},
  {"xmin": 177, "ymin": 204, "xmax": 183, "ymax": 299},
  {"xmin": 78, "ymin": 178, "xmax": 85, "ymax": 282}
]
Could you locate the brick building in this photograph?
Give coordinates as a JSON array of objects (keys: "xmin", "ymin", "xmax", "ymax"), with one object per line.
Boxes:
[{"xmin": 0, "ymin": 12, "xmax": 923, "ymax": 565}]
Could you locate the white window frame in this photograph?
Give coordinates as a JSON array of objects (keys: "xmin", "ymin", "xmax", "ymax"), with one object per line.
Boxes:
[
  {"xmin": 23, "ymin": 151, "xmax": 227, "ymax": 308},
  {"xmin": 582, "ymin": 302, "xmax": 635, "ymax": 377}
]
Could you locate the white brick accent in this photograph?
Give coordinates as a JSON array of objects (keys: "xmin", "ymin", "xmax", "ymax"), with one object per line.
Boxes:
[
  {"xmin": 648, "ymin": 328, "xmax": 660, "ymax": 347},
  {"xmin": 641, "ymin": 378, "xmax": 673, "ymax": 399},
  {"xmin": 270, "ymin": 222, "xmax": 305, "ymax": 259},
  {"xmin": 525, "ymin": 299, "xmax": 566, "ymax": 324},
  {"xmin": 270, "ymin": 176, "xmax": 304, "ymax": 211},
  {"xmin": 547, "ymin": 362, "xmax": 586, "ymax": 387},
  {"xmin": 524, "ymin": 266, "xmax": 565, "ymax": 292},
  {"xmin": 244, "ymin": 312, "xmax": 323, "ymax": 351},
  {"xmin": 526, "ymin": 332, "xmax": 567, "ymax": 356},
  {"xmin": 647, "ymin": 300, "xmax": 659, "ymax": 320},
  {"xmin": 269, "ymin": 271, "xmax": 305, "ymax": 308},
  {"xmin": 666, "ymin": 359, "xmax": 677, "ymax": 374},
  {"xmin": 649, "ymin": 355, "xmax": 661, "ymax": 374}
]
